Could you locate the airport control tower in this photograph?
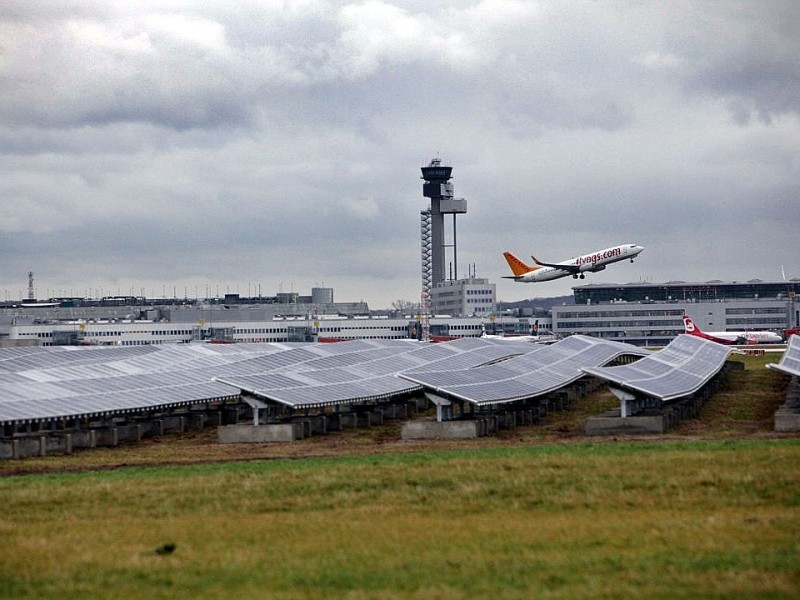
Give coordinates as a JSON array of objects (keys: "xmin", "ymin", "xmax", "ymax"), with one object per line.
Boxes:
[{"xmin": 420, "ymin": 158, "xmax": 467, "ymax": 294}]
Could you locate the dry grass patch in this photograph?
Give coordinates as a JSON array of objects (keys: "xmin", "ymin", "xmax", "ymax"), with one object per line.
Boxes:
[{"xmin": 674, "ymin": 354, "xmax": 791, "ymax": 437}]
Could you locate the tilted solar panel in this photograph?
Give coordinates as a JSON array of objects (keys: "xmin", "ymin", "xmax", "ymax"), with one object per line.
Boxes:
[
  {"xmin": 766, "ymin": 335, "xmax": 800, "ymax": 377},
  {"xmin": 211, "ymin": 338, "xmax": 516, "ymax": 407},
  {"xmin": 581, "ymin": 334, "xmax": 731, "ymax": 402},
  {"xmin": 398, "ymin": 336, "xmax": 648, "ymax": 405}
]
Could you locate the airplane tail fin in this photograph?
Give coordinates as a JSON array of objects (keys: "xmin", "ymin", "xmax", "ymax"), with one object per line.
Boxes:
[
  {"xmin": 683, "ymin": 316, "xmax": 700, "ymax": 335},
  {"xmin": 503, "ymin": 252, "xmax": 537, "ymax": 277}
]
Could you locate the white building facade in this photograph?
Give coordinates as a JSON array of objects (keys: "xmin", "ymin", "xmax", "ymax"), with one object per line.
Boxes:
[{"xmin": 429, "ymin": 278, "xmax": 496, "ymax": 317}]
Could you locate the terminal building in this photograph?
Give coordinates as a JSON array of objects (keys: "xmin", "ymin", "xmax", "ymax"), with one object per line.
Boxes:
[
  {"xmin": 2, "ymin": 278, "xmax": 794, "ymax": 348},
  {"xmin": 0, "ymin": 279, "xmax": 537, "ymax": 347},
  {"xmin": 550, "ymin": 280, "xmax": 799, "ymax": 346}
]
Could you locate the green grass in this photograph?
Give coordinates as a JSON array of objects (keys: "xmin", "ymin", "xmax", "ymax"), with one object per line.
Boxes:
[{"xmin": 2, "ymin": 440, "xmax": 800, "ymax": 599}]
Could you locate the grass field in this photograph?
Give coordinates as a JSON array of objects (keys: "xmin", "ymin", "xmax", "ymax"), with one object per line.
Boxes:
[
  {"xmin": 2, "ymin": 441, "xmax": 799, "ymax": 599},
  {"xmin": 1, "ymin": 353, "xmax": 799, "ymax": 598}
]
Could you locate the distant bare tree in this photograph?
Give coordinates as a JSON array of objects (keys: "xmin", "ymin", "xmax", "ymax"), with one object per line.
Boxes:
[{"xmin": 390, "ymin": 299, "xmax": 417, "ymax": 314}]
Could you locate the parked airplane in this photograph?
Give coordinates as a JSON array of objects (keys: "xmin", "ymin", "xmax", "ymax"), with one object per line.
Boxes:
[
  {"xmin": 682, "ymin": 316, "xmax": 783, "ymax": 345},
  {"xmin": 503, "ymin": 244, "xmax": 644, "ymax": 283}
]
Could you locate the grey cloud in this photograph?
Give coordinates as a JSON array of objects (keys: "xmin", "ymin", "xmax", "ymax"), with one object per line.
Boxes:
[
  {"xmin": 2, "ymin": 1, "xmax": 799, "ymax": 307},
  {"xmin": 670, "ymin": 2, "xmax": 800, "ymax": 124}
]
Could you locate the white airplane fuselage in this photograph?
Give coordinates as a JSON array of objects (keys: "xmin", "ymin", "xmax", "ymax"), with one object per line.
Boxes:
[
  {"xmin": 507, "ymin": 244, "xmax": 644, "ymax": 283},
  {"xmin": 682, "ymin": 316, "xmax": 783, "ymax": 345}
]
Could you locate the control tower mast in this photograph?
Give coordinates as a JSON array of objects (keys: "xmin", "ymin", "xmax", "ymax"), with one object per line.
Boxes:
[
  {"xmin": 420, "ymin": 158, "xmax": 467, "ymax": 289},
  {"xmin": 27, "ymin": 271, "xmax": 35, "ymax": 302}
]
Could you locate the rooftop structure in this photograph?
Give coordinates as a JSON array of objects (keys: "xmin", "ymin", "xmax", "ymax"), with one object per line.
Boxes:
[{"xmin": 574, "ymin": 280, "xmax": 800, "ymax": 304}]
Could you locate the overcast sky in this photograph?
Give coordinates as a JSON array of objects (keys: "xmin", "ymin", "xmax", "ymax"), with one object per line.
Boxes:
[{"xmin": 2, "ymin": 1, "xmax": 799, "ymax": 308}]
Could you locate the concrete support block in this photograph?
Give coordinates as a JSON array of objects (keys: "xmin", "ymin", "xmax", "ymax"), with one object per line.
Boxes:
[
  {"xmin": 47, "ymin": 434, "xmax": 72, "ymax": 455},
  {"xmin": 325, "ymin": 414, "xmax": 342, "ymax": 432},
  {"xmin": 10, "ymin": 436, "xmax": 46, "ymax": 458},
  {"xmin": 115, "ymin": 424, "xmax": 142, "ymax": 443},
  {"xmin": 585, "ymin": 414, "xmax": 666, "ymax": 436},
  {"xmin": 337, "ymin": 413, "xmax": 358, "ymax": 429},
  {"xmin": 163, "ymin": 416, "xmax": 186, "ymax": 433},
  {"xmin": 95, "ymin": 427, "xmax": 119, "ymax": 447},
  {"xmin": 401, "ymin": 420, "xmax": 484, "ymax": 440},
  {"xmin": 356, "ymin": 412, "xmax": 370, "ymax": 428},
  {"xmin": 71, "ymin": 429, "xmax": 97, "ymax": 449},
  {"xmin": 383, "ymin": 403, "xmax": 408, "ymax": 420},
  {"xmin": 217, "ymin": 423, "xmax": 304, "ymax": 443},
  {"xmin": 296, "ymin": 416, "xmax": 326, "ymax": 435},
  {"xmin": 774, "ymin": 405, "xmax": 800, "ymax": 432},
  {"xmin": 0, "ymin": 440, "xmax": 18, "ymax": 460},
  {"xmin": 187, "ymin": 413, "xmax": 206, "ymax": 431},
  {"xmin": 138, "ymin": 419, "xmax": 163, "ymax": 438},
  {"xmin": 473, "ymin": 418, "xmax": 497, "ymax": 437},
  {"xmin": 356, "ymin": 411, "xmax": 382, "ymax": 427}
]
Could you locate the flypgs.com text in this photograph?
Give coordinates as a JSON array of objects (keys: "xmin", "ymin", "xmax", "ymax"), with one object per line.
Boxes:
[{"xmin": 575, "ymin": 247, "xmax": 622, "ymax": 266}]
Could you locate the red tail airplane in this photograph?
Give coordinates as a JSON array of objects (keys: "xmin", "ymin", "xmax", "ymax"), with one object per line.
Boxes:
[{"xmin": 682, "ymin": 316, "xmax": 782, "ymax": 345}]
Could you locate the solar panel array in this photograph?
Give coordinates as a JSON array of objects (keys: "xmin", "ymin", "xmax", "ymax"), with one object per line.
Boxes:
[
  {"xmin": 0, "ymin": 338, "xmax": 530, "ymax": 424},
  {"xmin": 0, "ymin": 343, "xmax": 290, "ymax": 425},
  {"xmin": 767, "ymin": 335, "xmax": 800, "ymax": 377},
  {"xmin": 398, "ymin": 335, "xmax": 649, "ymax": 406},
  {"xmin": 214, "ymin": 337, "xmax": 534, "ymax": 409},
  {"xmin": 580, "ymin": 334, "xmax": 732, "ymax": 402},
  {"xmin": 0, "ymin": 334, "xmax": 660, "ymax": 425}
]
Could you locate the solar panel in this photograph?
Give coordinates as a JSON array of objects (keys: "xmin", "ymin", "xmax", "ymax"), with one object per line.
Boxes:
[
  {"xmin": 581, "ymin": 334, "xmax": 731, "ymax": 402},
  {"xmin": 398, "ymin": 336, "xmax": 648, "ymax": 405},
  {"xmin": 0, "ymin": 343, "xmax": 294, "ymax": 424},
  {"xmin": 767, "ymin": 335, "xmax": 800, "ymax": 377},
  {"xmin": 212, "ymin": 338, "xmax": 520, "ymax": 408},
  {"xmin": 229, "ymin": 375, "xmax": 420, "ymax": 409}
]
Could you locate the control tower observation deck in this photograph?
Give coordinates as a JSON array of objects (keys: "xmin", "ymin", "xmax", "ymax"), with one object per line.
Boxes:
[{"xmin": 421, "ymin": 158, "xmax": 467, "ymax": 288}]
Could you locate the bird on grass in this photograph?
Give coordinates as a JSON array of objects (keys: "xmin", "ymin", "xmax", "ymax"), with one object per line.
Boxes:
[{"xmin": 154, "ymin": 543, "xmax": 176, "ymax": 555}]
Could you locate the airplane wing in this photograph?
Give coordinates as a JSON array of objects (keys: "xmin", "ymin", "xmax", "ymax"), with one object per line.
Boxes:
[{"xmin": 531, "ymin": 255, "xmax": 580, "ymax": 273}]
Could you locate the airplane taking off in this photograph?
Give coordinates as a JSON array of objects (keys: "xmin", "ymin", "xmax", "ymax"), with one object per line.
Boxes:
[
  {"xmin": 682, "ymin": 316, "xmax": 783, "ymax": 345},
  {"xmin": 502, "ymin": 244, "xmax": 644, "ymax": 283}
]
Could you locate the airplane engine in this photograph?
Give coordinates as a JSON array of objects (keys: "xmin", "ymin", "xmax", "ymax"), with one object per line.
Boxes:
[{"xmin": 581, "ymin": 263, "xmax": 606, "ymax": 273}]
